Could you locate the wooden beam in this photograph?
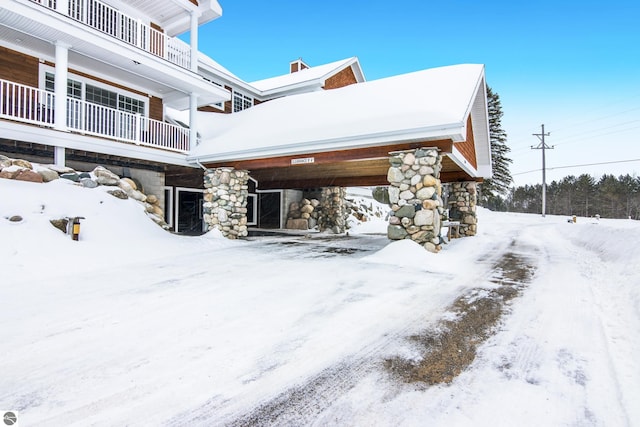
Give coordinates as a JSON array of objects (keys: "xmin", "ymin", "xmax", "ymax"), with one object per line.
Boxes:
[
  {"xmin": 255, "ymin": 175, "xmax": 390, "ymax": 190},
  {"xmin": 203, "ymin": 140, "xmax": 453, "ymax": 170}
]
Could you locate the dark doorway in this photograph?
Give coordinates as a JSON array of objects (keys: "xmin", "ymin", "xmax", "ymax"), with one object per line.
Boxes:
[
  {"xmin": 177, "ymin": 190, "xmax": 204, "ymax": 234},
  {"xmin": 258, "ymin": 192, "xmax": 281, "ymax": 229}
]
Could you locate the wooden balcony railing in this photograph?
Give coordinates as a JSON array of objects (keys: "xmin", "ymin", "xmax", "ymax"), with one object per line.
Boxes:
[{"xmin": 1, "ymin": 79, "xmax": 190, "ymax": 153}]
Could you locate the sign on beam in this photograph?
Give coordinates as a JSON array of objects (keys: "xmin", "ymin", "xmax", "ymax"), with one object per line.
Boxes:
[{"xmin": 291, "ymin": 157, "xmax": 315, "ymax": 165}]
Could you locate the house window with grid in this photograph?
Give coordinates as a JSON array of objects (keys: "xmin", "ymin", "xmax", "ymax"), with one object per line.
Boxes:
[
  {"xmin": 233, "ymin": 91, "xmax": 252, "ymax": 113},
  {"xmin": 44, "ymin": 72, "xmax": 145, "ymax": 115}
]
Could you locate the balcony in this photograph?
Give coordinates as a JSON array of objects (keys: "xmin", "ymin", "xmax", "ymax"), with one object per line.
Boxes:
[
  {"xmin": 1, "ymin": 79, "xmax": 191, "ymax": 153},
  {"xmin": 30, "ymin": 0, "xmax": 192, "ymax": 69}
]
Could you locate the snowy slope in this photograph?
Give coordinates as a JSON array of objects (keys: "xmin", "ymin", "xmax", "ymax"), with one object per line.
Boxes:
[{"xmin": 1, "ymin": 178, "xmax": 639, "ymax": 426}]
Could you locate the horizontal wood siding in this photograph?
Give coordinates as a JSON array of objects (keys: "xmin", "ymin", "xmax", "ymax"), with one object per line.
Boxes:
[
  {"xmin": 323, "ymin": 66, "xmax": 357, "ymax": 90},
  {"xmin": 149, "ymin": 96, "xmax": 163, "ymax": 121},
  {"xmin": 0, "ymin": 47, "xmax": 39, "ymax": 87},
  {"xmin": 456, "ymin": 116, "xmax": 478, "ymax": 170}
]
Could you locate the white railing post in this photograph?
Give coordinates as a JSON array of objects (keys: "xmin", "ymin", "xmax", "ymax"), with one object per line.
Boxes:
[
  {"xmin": 137, "ymin": 19, "xmax": 143, "ymax": 49},
  {"xmin": 135, "ymin": 113, "xmax": 142, "ymax": 144}
]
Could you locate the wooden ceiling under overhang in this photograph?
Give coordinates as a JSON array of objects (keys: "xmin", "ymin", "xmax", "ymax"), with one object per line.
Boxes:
[{"xmin": 201, "ymin": 139, "xmax": 481, "ymax": 190}]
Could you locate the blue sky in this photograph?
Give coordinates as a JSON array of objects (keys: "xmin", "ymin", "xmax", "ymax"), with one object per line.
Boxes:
[{"xmin": 195, "ymin": 0, "xmax": 640, "ymax": 186}]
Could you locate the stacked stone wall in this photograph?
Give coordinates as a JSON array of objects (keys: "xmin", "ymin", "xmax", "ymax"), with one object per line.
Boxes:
[
  {"xmin": 318, "ymin": 187, "xmax": 348, "ymax": 233},
  {"xmin": 448, "ymin": 181, "xmax": 477, "ymax": 236},
  {"xmin": 203, "ymin": 168, "xmax": 249, "ymax": 239},
  {"xmin": 386, "ymin": 148, "xmax": 444, "ymax": 253}
]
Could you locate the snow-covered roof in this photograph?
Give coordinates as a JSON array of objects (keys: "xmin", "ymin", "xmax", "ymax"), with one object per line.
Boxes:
[
  {"xmin": 249, "ymin": 57, "xmax": 365, "ymax": 96},
  {"xmin": 185, "ymin": 63, "xmax": 490, "ymax": 177}
]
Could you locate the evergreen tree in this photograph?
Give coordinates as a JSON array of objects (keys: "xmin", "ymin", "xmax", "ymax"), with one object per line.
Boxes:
[{"xmin": 479, "ymin": 86, "xmax": 513, "ymax": 209}]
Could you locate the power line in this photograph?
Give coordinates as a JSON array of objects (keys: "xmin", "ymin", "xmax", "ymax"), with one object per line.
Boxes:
[{"xmin": 513, "ymin": 157, "xmax": 640, "ymax": 176}]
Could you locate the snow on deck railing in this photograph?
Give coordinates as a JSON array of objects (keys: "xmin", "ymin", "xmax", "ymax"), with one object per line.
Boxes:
[
  {"xmin": 31, "ymin": 0, "xmax": 191, "ymax": 69},
  {"xmin": 1, "ymin": 78, "xmax": 190, "ymax": 153},
  {"xmin": 0, "ymin": 79, "xmax": 55, "ymax": 126}
]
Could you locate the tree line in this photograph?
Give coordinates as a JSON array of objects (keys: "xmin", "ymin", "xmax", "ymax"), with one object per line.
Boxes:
[
  {"xmin": 482, "ymin": 174, "xmax": 640, "ymax": 219},
  {"xmin": 477, "ymin": 86, "xmax": 639, "ymax": 220}
]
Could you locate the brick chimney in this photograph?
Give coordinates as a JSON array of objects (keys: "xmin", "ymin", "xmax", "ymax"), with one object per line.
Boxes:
[{"xmin": 290, "ymin": 58, "xmax": 310, "ymax": 73}]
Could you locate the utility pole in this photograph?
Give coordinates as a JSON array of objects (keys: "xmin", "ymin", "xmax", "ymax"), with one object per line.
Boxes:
[{"xmin": 532, "ymin": 124, "xmax": 553, "ymax": 217}]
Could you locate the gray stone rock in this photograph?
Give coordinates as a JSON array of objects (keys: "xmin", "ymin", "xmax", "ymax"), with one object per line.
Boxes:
[
  {"xmin": 60, "ymin": 173, "xmax": 80, "ymax": 182},
  {"xmin": 107, "ymin": 189, "xmax": 129, "ymax": 199},
  {"xmin": 387, "ymin": 224, "xmax": 408, "ymax": 240},
  {"xmin": 414, "ymin": 209, "xmax": 435, "ymax": 226},
  {"xmin": 80, "ymin": 178, "xmax": 98, "ymax": 188},
  {"xmin": 372, "ymin": 186, "xmax": 390, "ymax": 205},
  {"xmin": 395, "ymin": 204, "xmax": 416, "ymax": 219},
  {"xmin": 50, "ymin": 218, "xmax": 68, "ymax": 233},
  {"xmin": 387, "ymin": 167, "xmax": 404, "ymax": 184},
  {"xmin": 416, "ymin": 187, "xmax": 436, "ymax": 200},
  {"xmin": 93, "ymin": 166, "xmax": 120, "ymax": 186},
  {"xmin": 37, "ymin": 168, "xmax": 59, "ymax": 182}
]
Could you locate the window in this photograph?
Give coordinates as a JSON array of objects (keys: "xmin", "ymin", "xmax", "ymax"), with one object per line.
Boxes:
[
  {"xmin": 233, "ymin": 90, "xmax": 252, "ymax": 113},
  {"xmin": 203, "ymin": 77, "xmax": 225, "ymax": 111},
  {"xmin": 86, "ymin": 84, "xmax": 117, "ymax": 109},
  {"xmin": 42, "ymin": 68, "xmax": 146, "ymax": 115},
  {"xmin": 44, "ymin": 72, "xmax": 81, "ymax": 99}
]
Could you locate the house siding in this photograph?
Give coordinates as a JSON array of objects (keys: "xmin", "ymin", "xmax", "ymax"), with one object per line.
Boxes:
[
  {"xmin": 323, "ymin": 66, "xmax": 357, "ymax": 90},
  {"xmin": 149, "ymin": 96, "xmax": 163, "ymax": 122},
  {"xmin": 456, "ymin": 116, "xmax": 478, "ymax": 170},
  {"xmin": 0, "ymin": 46, "xmax": 39, "ymax": 87}
]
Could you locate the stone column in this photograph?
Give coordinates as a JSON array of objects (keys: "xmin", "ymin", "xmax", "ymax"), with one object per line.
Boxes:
[
  {"xmin": 386, "ymin": 148, "xmax": 444, "ymax": 253},
  {"xmin": 203, "ymin": 168, "xmax": 249, "ymax": 239},
  {"xmin": 318, "ymin": 187, "xmax": 347, "ymax": 233},
  {"xmin": 448, "ymin": 181, "xmax": 478, "ymax": 236}
]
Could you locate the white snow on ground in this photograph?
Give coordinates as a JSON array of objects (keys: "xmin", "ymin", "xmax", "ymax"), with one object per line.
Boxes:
[{"xmin": 1, "ymin": 178, "xmax": 639, "ymax": 426}]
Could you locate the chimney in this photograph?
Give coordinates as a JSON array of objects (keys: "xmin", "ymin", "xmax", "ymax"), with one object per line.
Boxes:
[{"xmin": 290, "ymin": 58, "xmax": 310, "ymax": 74}]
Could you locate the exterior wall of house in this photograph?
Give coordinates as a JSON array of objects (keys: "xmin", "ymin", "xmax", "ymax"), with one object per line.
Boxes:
[
  {"xmin": 456, "ymin": 116, "xmax": 478, "ymax": 170},
  {"xmin": 0, "ymin": 46, "xmax": 39, "ymax": 87},
  {"xmin": 323, "ymin": 66, "xmax": 358, "ymax": 90}
]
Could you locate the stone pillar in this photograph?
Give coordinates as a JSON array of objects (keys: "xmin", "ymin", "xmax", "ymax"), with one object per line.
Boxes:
[
  {"xmin": 203, "ymin": 168, "xmax": 249, "ymax": 239},
  {"xmin": 448, "ymin": 181, "xmax": 478, "ymax": 236},
  {"xmin": 318, "ymin": 187, "xmax": 347, "ymax": 233},
  {"xmin": 386, "ymin": 148, "xmax": 444, "ymax": 253}
]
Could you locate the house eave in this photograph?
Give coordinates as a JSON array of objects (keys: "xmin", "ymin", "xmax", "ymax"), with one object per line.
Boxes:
[{"xmin": 187, "ymin": 123, "xmax": 465, "ymax": 165}]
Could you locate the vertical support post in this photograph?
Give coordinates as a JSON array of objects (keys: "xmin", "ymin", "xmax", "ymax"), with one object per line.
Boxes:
[
  {"xmin": 54, "ymin": 146, "xmax": 66, "ymax": 168},
  {"xmin": 386, "ymin": 148, "xmax": 444, "ymax": 252},
  {"xmin": 190, "ymin": 10, "xmax": 199, "ymax": 72},
  {"xmin": 203, "ymin": 168, "xmax": 250, "ymax": 239},
  {"xmin": 54, "ymin": 41, "xmax": 70, "ymax": 131},
  {"xmin": 189, "ymin": 92, "xmax": 198, "ymax": 149},
  {"xmin": 532, "ymin": 124, "xmax": 553, "ymax": 217}
]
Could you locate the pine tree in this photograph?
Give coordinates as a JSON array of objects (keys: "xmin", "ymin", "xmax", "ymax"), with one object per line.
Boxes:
[{"xmin": 479, "ymin": 86, "xmax": 513, "ymax": 209}]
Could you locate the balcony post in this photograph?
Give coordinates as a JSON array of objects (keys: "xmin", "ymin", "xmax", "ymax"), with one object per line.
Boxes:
[
  {"xmin": 190, "ymin": 10, "xmax": 199, "ymax": 72},
  {"xmin": 189, "ymin": 92, "xmax": 198, "ymax": 149},
  {"xmin": 54, "ymin": 41, "xmax": 71, "ymax": 131}
]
